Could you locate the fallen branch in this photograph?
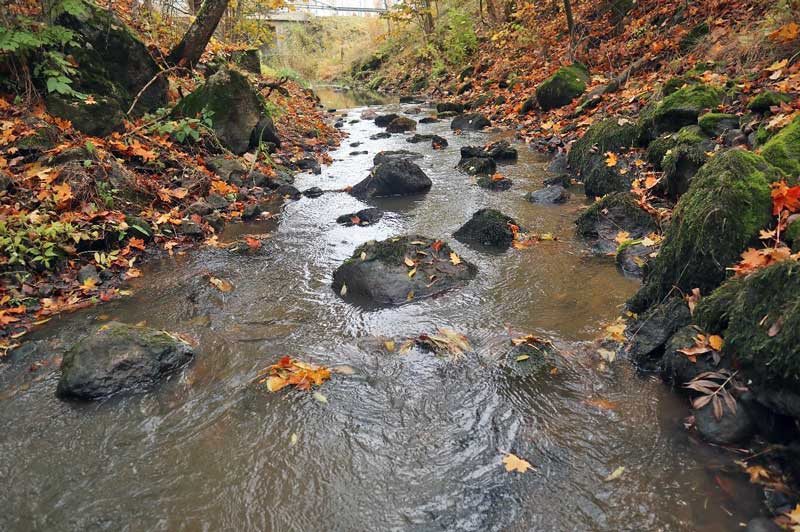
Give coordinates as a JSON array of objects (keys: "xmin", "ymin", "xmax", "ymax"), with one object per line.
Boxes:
[{"xmin": 127, "ymin": 66, "xmax": 188, "ymax": 116}]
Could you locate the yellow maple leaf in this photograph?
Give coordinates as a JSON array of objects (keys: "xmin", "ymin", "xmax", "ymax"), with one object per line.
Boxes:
[
  {"xmin": 502, "ymin": 453, "xmax": 532, "ymax": 473},
  {"xmin": 605, "ymin": 152, "xmax": 618, "ymax": 167},
  {"xmin": 449, "ymin": 252, "xmax": 462, "ymax": 265},
  {"xmin": 708, "ymin": 335, "xmax": 724, "ymax": 351}
]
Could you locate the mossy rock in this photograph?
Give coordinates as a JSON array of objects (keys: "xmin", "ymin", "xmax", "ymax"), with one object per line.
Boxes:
[
  {"xmin": 663, "ymin": 76, "xmax": 699, "ymax": 97},
  {"xmin": 453, "ymin": 209, "xmax": 519, "ymax": 250},
  {"xmin": 639, "ymin": 83, "xmax": 723, "ymax": 141},
  {"xmin": 646, "ymin": 134, "xmax": 678, "ymax": 170},
  {"xmin": 753, "ymin": 126, "xmax": 774, "ymax": 147},
  {"xmin": 45, "ymin": 93, "xmax": 125, "ymax": 137},
  {"xmin": 662, "ymin": 125, "xmax": 713, "ymax": 200},
  {"xmin": 567, "ymin": 118, "xmax": 639, "ymax": 197},
  {"xmin": 576, "ymin": 192, "xmax": 657, "ymax": 253},
  {"xmin": 760, "ymin": 115, "xmax": 800, "ymax": 178},
  {"xmin": 231, "ymin": 49, "xmax": 261, "ymax": 75},
  {"xmin": 173, "ymin": 67, "xmax": 266, "ymax": 154},
  {"xmin": 54, "ymin": 0, "xmax": 167, "ymax": 117},
  {"xmin": 748, "ymin": 91, "xmax": 791, "ymax": 114},
  {"xmin": 679, "ymin": 21, "xmax": 709, "ymax": 51},
  {"xmin": 629, "ymin": 149, "xmax": 777, "ymax": 312},
  {"xmin": 695, "ymin": 260, "xmax": 800, "ymax": 386},
  {"xmin": 503, "ymin": 339, "xmax": 561, "ymax": 378},
  {"xmin": 535, "ymin": 63, "xmax": 589, "ymax": 111},
  {"xmin": 332, "ymin": 236, "xmax": 478, "ymax": 306},
  {"xmin": 698, "ymin": 112, "xmax": 739, "ymax": 137},
  {"xmin": 366, "ymin": 76, "xmax": 385, "ymax": 90}
]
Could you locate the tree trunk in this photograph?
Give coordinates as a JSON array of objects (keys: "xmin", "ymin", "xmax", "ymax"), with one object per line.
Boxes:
[
  {"xmin": 191, "ymin": 0, "xmax": 203, "ymax": 13},
  {"xmin": 167, "ymin": 0, "xmax": 229, "ymax": 68},
  {"xmin": 563, "ymin": 0, "xmax": 575, "ymax": 43}
]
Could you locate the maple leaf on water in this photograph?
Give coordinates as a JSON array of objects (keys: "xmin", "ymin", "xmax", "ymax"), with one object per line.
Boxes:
[
  {"xmin": 502, "ymin": 453, "xmax": 531, "ymax": 473},
  {"xmin": 258, "ymin": 356, "xmax": 331, "ymax": 393}
]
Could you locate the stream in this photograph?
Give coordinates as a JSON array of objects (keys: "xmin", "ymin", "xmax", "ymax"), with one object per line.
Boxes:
[{"xmin": 0, "ymin": 92, "xmax": 765, "ymax": 531}]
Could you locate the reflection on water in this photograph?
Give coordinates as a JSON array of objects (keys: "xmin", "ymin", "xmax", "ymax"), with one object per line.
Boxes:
[
  {"xmin": 314, "ymin": 85, "xmax": 392, "ymax": 109},
  {"xmin": 0, "ymin": 100, "xmax": 764, "ymax": 531}
]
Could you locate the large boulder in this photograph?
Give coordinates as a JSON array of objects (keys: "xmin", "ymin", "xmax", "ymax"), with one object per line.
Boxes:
[
  {"xmin": 436, "ymin": 102, "xmax": 465, "ymax": 114},
  {"xmin": 761, "ymin": 115, "xmax": 800, "ymax": 177},
  {"xmin": 639, "ymin": 83, "xmax": 723, "ymax": 141},
  {"xmin": 173, "ymin": 67, "xmax": 273, "ymax": 154},
  {"xmin": 567, "ymin": 118, "xmax": 640, "ymax": 197},
  {"xmin": 44, "ymin": 0, "xmax": 168, "ymax": 133},
  {"xmin": 332, "ymin": 236, "xmax": 477, "ymax": 306},
  {"xmin": 697, "ymin": 112, "xmax": 739, "ymax": 137},
  {"xmin": 231, "ymin": 49, "xmax": 261, "ymax": 74},
  {"xmin": 747, "ymin": 91, "xmax": 791, "ymax": 114},
  {"xmin": 576, "ymin": 192, "xmax": 657, "ymax": 253},
  {"xmin": 374, "ymin": 113, "xmax": 399, "ymax": 127},
  {"xmin": 57, "ymin": 321, "xmax": 194, "ymax": 400},
  {"xmin": 451, "ymin": 113, "xmax": 490, "ymax": 131},
  {"xmin": 453, "ymin": 209, "xmax": 519, "ymax": 250},
  {"xmin": 535, "ymin": 63, "xmax": 589, "ymax": 111},
  {"xmin": 350, "ymin": 159, "xmax": 432, "ymax": 199},
  {"xmin": 629, "ymin": 150, "xmax": 777, "ymax": 313}
]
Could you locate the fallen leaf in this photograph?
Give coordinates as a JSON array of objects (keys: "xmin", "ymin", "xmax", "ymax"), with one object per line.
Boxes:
[
  {"xmin": 605, "ymin": 152, "xmax": 618, "ymax": 167},
  {"xmin": 209, "ymin": 276, "xmax": 233, "ymax": 292},
  {"xmin": 502, "ymin": 453, "xmax": 532, "ymax": 473},
  {"xmin": 449, "ymin": 252, "xmax": 462, "ymax": 265},
  {"xmin": 604, "ymin": 466, "xmax": 625, "ymax": 482},
  {"xmin": 312, "ymin": 391, "xmax": 328, "ymax": 404}
]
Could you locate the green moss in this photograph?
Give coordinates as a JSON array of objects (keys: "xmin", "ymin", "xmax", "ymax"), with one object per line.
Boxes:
[
  {"xmin": 760, "ymin": 115, "xmax": 800, "ymax": 178},
  {"xmin": 679, "ymin": 21, "xmax": 709, "ymax": 51},
  {"xmin": 754, "ymin": 126, "xmax": 773, "ymax": 147},
  {"xmin": 576, "ymin": 192, "xmax": 655, "ymax": 237},
  {"xmin": 663, "ymin": 76, "xmax": 699, "ymax": 96},
  {"xmin": 698, "ymin": 112, "xmax": 738, "ymax": 136},
  {"xmin": 568, "ymin": 118, "xmax": 640, "ymax": 172},
  {"xmin": 535, "ymin": 63, "xmax": 589, "ymax": 111},
  {"xmin": 646, "ymin": 134, "xmax": 678, "ymax": 170},
  {"xmin": 695, "ymin": 260, "xmax": 800, "ymax": 385},
  {"xmin": 748, "ymin": 91, "xmax": 791, "ymax": 114},
  {"xmin": 629, "ymin": 149, "xmax": 777, "ymax": 312},
  {"xmin": 640, "ymin": 83, "xmax": 723, "ymax": 141},
  {"xmin": 660, "ymin": 126, "xmax": 711, "ymax": 199}
]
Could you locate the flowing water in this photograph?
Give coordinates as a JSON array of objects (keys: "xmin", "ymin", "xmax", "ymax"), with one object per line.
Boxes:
[{"xmin": 0, "ymin": 95, "xmax": 765, "ymax": 531}]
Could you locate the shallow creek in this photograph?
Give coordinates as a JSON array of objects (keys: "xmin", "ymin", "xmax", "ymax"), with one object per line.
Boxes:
[{"xmin": 0, "ymin": 94, "xmax": 766, "ymax": 531}]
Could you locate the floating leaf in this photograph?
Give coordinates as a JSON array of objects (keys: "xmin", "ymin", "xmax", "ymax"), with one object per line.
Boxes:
[
  {"xmin": 340, "ymin": 283, "xmax": 348, "ymax": 296},
  {"xmin": 502, "ymin": 453, "xmax": 532, "ymax": 473},
  {"xmin": 449, "ymin": 252, "xmax": 461, "ymax": 265},
  {"xmin": 209, "ymin": 276, "xmax": 234, "ymax": 292},
  {"xmin": 312, "ymin": 391, "xmax": 328, "ymax": 404},
  {"xmin": 604, "ymin": 466, "xmax": 625, "ymax": 482}
]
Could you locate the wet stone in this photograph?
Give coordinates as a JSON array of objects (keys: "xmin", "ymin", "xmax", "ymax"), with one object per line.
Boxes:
[
  {"xmin": 303, "ymin": 187, "xmax": 324, "ymax": 198},
  {"xmin": 525, "ymin": 185, "xmax": 570, "ymax": 204},
  {"xmin": 332, "ymin": 235, "xmax": 477, "ymax": 306},
  {"xmin": 336, "ymin": 207, "xmax": 384, "ymax": 226},
  {"xmin": 374, "ymin": 113, "xmax": 399, "ymax": 127},
  {"xmin": 350, "ymin": 159, "xmax": 432, "ymax": 199},
  {"xmin": 476, "ymin": 176, "xmax": 513, "ymax": 191},
  {"xmin": 206, "ymin": 193, "xmax": 230, "ymax": 210},
  {"xmin": 694, "ymin": 400, "xmax": 755, "ymax": 445},
  {"xmin": 453, "ymin": 208, "xmax": 519, "ymax": 250},
  {"xmin": 458, "ymin": 157, "xmax": 496, "ymax": 176},
  {"xmin": 77, "ymin": 264, "xmax": 101, "ymax": 286},
  {"xmin": 373, "ymin": 150, "xmax": 423, "ymax": 166},
  {"xmin": 370, "ymin": 132, "xmax": 392, "ymax": 140}
]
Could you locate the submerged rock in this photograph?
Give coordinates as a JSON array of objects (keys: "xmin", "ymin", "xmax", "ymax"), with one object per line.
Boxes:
[
  {"xmin": 575, "ymin": 192, "xmax": 656, "ymax": 254},
  {"xmin": 453, "ymin": 209, "xmax": 519, "ymax": 250},
  {"xmin": 370, "ymin": 132, "xmax": 392, "ymax": 140},
  {"xmin": 407, "ymin": 134, "xmax": 434, "ymax": 143},
  {"xmin": 57, "ymin": 322, "xmax": 194, "ymax": 400},
  {"xmin": 303, "ymin": 187, "xmax": 324, "ymax": 198},
  {"xmin": 431, "ymin": 135, "xmax": 448, "ymax": 149},
  {"xmin": 694, "ymin": 401, "xmax": 755, "ymax": 445},
  {"xmin": 458, "ymin": 157, "xmax": 497, "ymax": 176},
  {"xmin": 525, "ymin": 185, "xmax": 570, "ymax": 204},
  {"xmin": 420, "ymin": 117, "xmax": 441, "ymax": 124},
  {"xmin": 332, "ymin": 236, "xmax": 477, "ymax": 306},
  {"xmin": 503, "ymin": 339, "xmax": 561, "ymax": 378},
  {"xmin": 350, "ymin": 159, "xmax": 432, "ymax": 199},
  {"xmin": 451, "ymin": 113, "xmax": 491, "ymax": 131},
  {"xmin": 629, "ymin": 149, "xmax": 776, "ymax": 313},
  {"xmin": 460, "ymin": 141, "xmax": 518, "ymax": 162},
  {"xmin": 535, "ymin": 63, "xmax": 589, "ymax": 111},
  {"xmin": 336, "ymin": 208, "xmax": 384, "ymax": 226}
]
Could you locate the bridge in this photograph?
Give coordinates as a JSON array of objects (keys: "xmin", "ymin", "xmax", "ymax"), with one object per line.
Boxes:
[{"xmin": 283, "ymin": 0, "xmax": 395, "ymax": 16}]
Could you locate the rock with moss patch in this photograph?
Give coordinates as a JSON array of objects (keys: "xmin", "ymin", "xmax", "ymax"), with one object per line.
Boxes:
[
  {"xmin": 761, "ymin": 115, "xmax": 800, "ymax": 178},
  {"xmin": 57, "ymin": 321, "xmax": 194, "ymax": 400},
  {"xmin": 567, "ymin": 118, "xmax": 640, "ymax": 197},
  {"xmin": 698, "ymin": 113, "xmax": 739, "ymax": 137},
  {"xmin": 386, "ymin": 116, "xmax": 417, "ymax": 133},
  {"xmin": 374, "ymin": 113, "xmax": 399, "ymax": 127},
  {"xmin": 629, "ymin": 149, "xmax": 776, "ymax": 313},
  {"xmin": 576, "ymin": 192, "xmax": 657, "ymax": 253},
  {"xmin": 615, "ymin": 242, "xmax": 652, "ymax": 277},
  {"xmin": 437, "ymin": 102, "xmax": 465, "ymax": 114},
  {"xmin": 458, "ymin": 157, "xmax": 496, "ymax": 176},
  {"xmin": 663, "ymin": 76, "xmax": 700, "ymax": 97},
  {"xmin": 453, "ymin": 209, "xmax": 519, "ymax": 250},
  {"xmin": 350, "ymin": 159, "xmax": 432, "ymax": 199},
  {"xmin": 748, "ymin": 91, "xmax": 791, "ymax": 114},
  {"xmin": 535, "ymin": 64, "xmax": 589, "ymax": 111},
  {"xmin": 173, "ymin": 67, "xmax": 271, "ymax": 154},
  {"xmin": 639, "ymin": 83, "xmax": 723, "ymax": 141},
  {"xmin": 646, "ymin": 134, "xmax": 678, "ymax": 171},
  {"xmin": 231, "ymin": 49, "xmax": 261, "ymax": 74},
  {"xmin": 661, "ymin": 125, "xmax": 714, "ymax": 200},
  {"xmin": 332, "ymin": 236, "xmax": 477, "ymax": 306},
  {"xmin": 46, "ymin": 94, "xmax": 125, "ymax": 137}
]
